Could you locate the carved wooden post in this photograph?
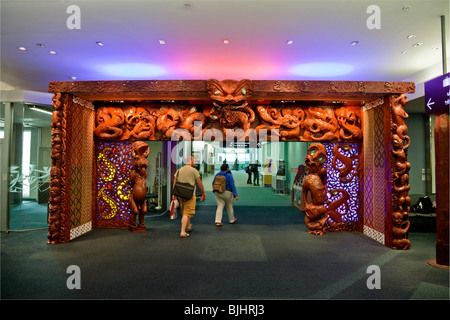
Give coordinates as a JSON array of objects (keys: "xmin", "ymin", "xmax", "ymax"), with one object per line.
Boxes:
[
  {"xmin": 390, "ymin": 94, "xmax": 411, "ymax": 250},
  {"xmin": 433, "ymin": 113, "xmax": 449, "ymax": 266},
  {"xmin": 47, "ymin": 93, "xmax": 70, "ymax": 244}
]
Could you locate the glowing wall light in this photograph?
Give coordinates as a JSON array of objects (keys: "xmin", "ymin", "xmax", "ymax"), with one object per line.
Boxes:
[
  {"xmin": 100, "ymin": 62, "xmax": 167, "ymax": 78},
  {"xmin": 289, "ymin": 62, "xmax": 354, "ymax": 78}
]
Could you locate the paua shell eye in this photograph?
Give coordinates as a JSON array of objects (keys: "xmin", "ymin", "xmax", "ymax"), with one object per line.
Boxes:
[
  {"xmin": 241, "ymin": 88, "xmax": 246, "ymax": 95},
  {"xmin": 310, "ymin": 149, "xmax": 316, "ymax": 155},
  {"xmin": 318, "ymin": 156, "xmax": 324, "ymax": 163},
  {"xmin": 214, "ymin": 90, "xmax": 221, "ymax": 95}
]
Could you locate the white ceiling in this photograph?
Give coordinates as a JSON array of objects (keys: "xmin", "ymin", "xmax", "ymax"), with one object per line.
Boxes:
[{"xmin": 1, "ymin": 0, "xmax": 449, "ymax": 114}]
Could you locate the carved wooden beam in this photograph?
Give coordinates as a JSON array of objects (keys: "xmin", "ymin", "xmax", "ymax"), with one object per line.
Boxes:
[{"xmin": 48, "ymin": 80, "xmax": 415, "ymax": 102}]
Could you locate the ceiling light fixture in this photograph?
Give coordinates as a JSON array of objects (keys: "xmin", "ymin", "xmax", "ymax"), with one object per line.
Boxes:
[
  {"xmin": 70, "ymin": 76, "xmax": 77, "ymax": 80},
  {"xmin": 286, "ymin": 40, "xmax": 293, "ymax": 45},
  {"xmin": 223, "ymin": 39, "xmax": 229, "ymax": 44},
  {"xmin": 96, "ymin": 41, "xmax": 104, "ymax": 46},
  {"xmin": 350, "ymin": 41, "xmax": 359, "ymax": 46},
  {"xmin": 401, "ymin": 51, "xmax": 409, "ymax": 55},
  {"xmin": 412, "ymin": 42, "xmax": 422, "ymax": 47},
  {"xmin": 29, "ymin": 106, "xmax": 53, "ymax": 115},
  {"xmin": 18, "ymin": 47, "xmax": 26, "ymax": 51},
  {"xmin": 432, "ymin": 47, "xmax": 439, "ymax": 51},
  {"xmin": 36, "ymin": 43, "xmax": 46, "ymax": 48},
  {"xmin": 159, "ymin": 40, "xmax": 166, "ymax": 45},
  {"xmin": 406, "ymin": 35, "xmax": 416, "ymax": 39},
  {"xmin": 402, "ymin": 6, "xmax": 410, "ymax": 12},
  {"xmin": 49, "ymin": 50, "xmax": 56, "ymax": 54}
]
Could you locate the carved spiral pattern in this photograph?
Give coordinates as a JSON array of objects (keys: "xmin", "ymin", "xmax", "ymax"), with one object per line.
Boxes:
[
  {"xmin": 95, "ymin": 142, "xmax": 134, "ymax": 227},
  {"xmin": 324, "ymin": 143, "xmax": 360, "ymax": 231}
]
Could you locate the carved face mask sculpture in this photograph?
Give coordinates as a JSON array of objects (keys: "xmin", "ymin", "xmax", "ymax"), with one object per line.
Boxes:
[
  {"xmin": 305, "ymin": 143, "xmax": 327, "ymax": 175},
  {"xmin": 132, "ymin": 141, "xmax": 150, "ymax": 169},
  {"xmin": 206, "ymin": 79, "xmax": 252, "ymax": 108}
]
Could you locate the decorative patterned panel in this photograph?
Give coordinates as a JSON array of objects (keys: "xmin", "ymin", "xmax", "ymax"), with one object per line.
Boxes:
[
  {"xmin": 95, "ymin": 141, "xmax": 134, "ymax": 228},
  {"xmin": 323, "ymin": 143, "xmax": 361, "ymax": 231}
]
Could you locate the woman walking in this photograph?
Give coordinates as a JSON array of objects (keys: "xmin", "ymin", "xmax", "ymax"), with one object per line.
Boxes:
[{"xmin": 212, "ymin": 163, "xmax": 239, "ymax": 227}]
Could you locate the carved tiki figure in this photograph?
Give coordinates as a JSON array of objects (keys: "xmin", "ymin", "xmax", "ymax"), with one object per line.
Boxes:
[
  {"xmin": 94, "ymin": 106, "xmax": 125, "ymax": 140},
  {"xmin": 129, "ymin": 141, "xmax": 150, "ymax": 232},
  {"xmin": 301, "ymin": 143, "xmax": 328, "ymax": 235},
  {"xmin": 206, "ymin": 79, "xmax": 255, "ymax": 131}
]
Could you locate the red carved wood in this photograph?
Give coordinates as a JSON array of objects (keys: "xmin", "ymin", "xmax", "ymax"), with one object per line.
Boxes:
[
  {"xmin": 92, "ymin": 103, "xmax": 363, "ymax": 143},
  {"xmin": 301, "ymin": 143, "xmax": 328, "ymax": 235},
  {"xmin": 434, "ymin": 113, "xmax": 449, "ymax": 265},
  {"xmin": 128, "ymin": 141, "xmax": 150, "ymax": 232},
  {"xmin": 390, "ymin": 94, "xmax": 411, "ymax": 250},
  {"xmin": 48, "ymin": 80, "xmax": 415, "ymax": 101}
]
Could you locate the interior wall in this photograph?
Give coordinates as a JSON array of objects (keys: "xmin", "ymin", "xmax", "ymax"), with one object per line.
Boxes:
[
  {"xmin": 407, "ymin": 114, "xmax": 427, "ymax": 195},
  {"xmin": 285, "ymin": 142, "xmax": 309, "ymax": 192},
  {"xmin": 146, "ymin": 141, "xmax": 163, "ymax": 194}
]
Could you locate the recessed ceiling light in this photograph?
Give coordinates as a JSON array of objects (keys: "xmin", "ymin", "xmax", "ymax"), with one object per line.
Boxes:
[
  {"xmin": 18, "ymin": 47, "xmax": 26, "ymax": 51},
  {"xmin": 406, "ymin": 35, "xmax": 416, "ymax": 39},
  {"xmin": 49, "ymin": 50, "xmax": 56, "ymax": 54},
  {"xmin": 350, "ymin": 41, "xmax": 359, "ymax": 46},
  {"xmin": 401, "ymin": 51, "xmax": 409, "ymax": 55},
  {"xmin": 159, "ymin": 40, "xmax": 166, "ymax": 45},
  {"xmin": 70, "ymin": 76, "xmax": 77, "ymax": 80},
  {"xmin": 412, "ymin": 42, "xmax": 422, "ymax": 47},
  {"xmin": 223, "ymin": 39, "xmax": 229, "ymax": 44},
  {"xmin": 36, "ymin": 43, "xmax": 46, "ymax": 48},
  {"xmin": 402, "ymin": 6, "xmax": 410, "ymax": 12},
  {"xmin": 96, "ymin": 41, "xmax": 104, "ymax": 46},
  {"xmin": 286, "ymin": 40, "xmax": 293, "ymax": 45},
  {"xmin": 432, "ymin": 47, "xmax": 439, "ymax": 51}
]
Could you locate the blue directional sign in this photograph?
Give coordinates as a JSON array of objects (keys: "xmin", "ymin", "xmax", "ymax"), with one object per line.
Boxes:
[{"xmin": 424, "ymin": 73, "xmax": 450, "ymax": 115}]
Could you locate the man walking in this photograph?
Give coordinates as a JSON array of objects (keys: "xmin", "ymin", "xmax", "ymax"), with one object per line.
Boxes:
[{"xmin": 172, "ymin": 156, "xmax": 206, "ymax": 238}]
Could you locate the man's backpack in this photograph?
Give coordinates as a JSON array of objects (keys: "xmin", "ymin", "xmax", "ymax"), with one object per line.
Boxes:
[{"xmin": 213, "ymin": 174, "xmax": 226, "ymax": 193}]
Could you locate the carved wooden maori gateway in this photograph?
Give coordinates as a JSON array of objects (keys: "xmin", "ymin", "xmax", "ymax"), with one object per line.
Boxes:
[{"xmin": 48, "ymin": 79, "xmax": 414, "ymax": 249}]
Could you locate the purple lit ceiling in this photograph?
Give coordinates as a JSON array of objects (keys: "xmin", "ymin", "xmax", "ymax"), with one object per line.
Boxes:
[{"xmin": 1, "ymin": 0, "xmax": 448, "ymax": 95}]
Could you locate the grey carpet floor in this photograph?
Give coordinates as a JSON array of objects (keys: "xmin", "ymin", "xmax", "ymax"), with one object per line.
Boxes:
[{"xmin": 1, "ymin": 202, "xmax": 448, "ymax": 300}]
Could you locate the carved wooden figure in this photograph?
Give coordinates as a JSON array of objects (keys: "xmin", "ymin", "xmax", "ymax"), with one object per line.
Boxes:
[
  {"xmin": 301, "ymin": 143, "xmax": 328, "ymax": 235},
  {"xmin": 128, "ymin": 141, "xmax": 150, "ymax": 232}
]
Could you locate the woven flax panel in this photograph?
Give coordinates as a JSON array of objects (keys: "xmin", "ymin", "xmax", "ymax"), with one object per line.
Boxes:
[
  {"xmin": 65, "ymin": 97, "xmax": 95, "ymax": 240},
  {"xmin": 363, "ymin": 105, "xmax": 387, "ymax": 245}
]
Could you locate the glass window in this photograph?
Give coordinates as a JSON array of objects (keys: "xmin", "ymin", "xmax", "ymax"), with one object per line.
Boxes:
[{"xmin": 8, "ymin": 103, "xmax": 52, "ymax": 231}]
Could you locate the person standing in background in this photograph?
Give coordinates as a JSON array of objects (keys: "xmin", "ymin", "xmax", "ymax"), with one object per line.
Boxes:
[
  {"xmin": 251, "ymin": 160, "xmax": 261, "ymax": 186},
  {"xmin": 246, "ymin": 164, "xmax": 252, "ymax": 184}
]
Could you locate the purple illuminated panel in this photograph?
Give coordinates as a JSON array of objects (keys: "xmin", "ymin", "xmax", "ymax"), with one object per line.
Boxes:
[
  {"xmin": 324, "ymin": 143, "xmax": 360, "ymax": 231},
  {"xmin": 424, "ymin": 73, "xmax": 450, "ymax": 115}
]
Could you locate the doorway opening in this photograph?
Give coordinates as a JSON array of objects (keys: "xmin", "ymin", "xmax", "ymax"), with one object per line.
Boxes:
[{"xmin": 173, "ymin": 140, "xmax": 309, "ymax": 208}]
